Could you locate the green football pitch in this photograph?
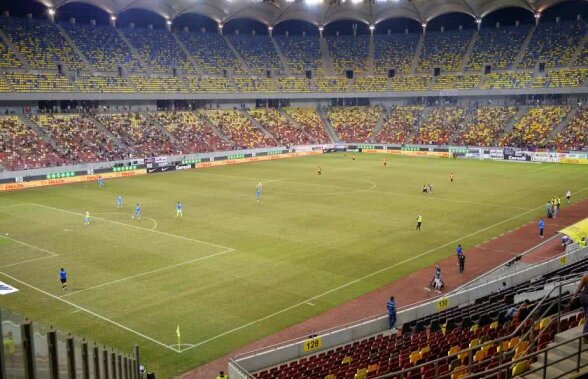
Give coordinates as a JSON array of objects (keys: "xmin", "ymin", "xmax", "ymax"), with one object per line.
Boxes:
[{"xmin": 1, "ymin": 153, "xmax": 587, "ymax": 377}]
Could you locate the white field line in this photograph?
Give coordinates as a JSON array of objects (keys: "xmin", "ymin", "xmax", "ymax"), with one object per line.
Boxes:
[
  {"xmin": 177, "ymin": 203, "xmax": 550, "ymax": 353},
  {"xmin": 195, "ymin": 171, "xmax": 530, "ymax": 211},
  {"xmin": 0, "ymin": 234, "xmax": 58, "ymax": 256},
  {"xmin": 60, "ymin": 248, "xmax": 234, "ymax": 298},
  {"xmin": 0, "ymin": 255, "xmax": 57, "ymax": 269},
  {"xmin": 0, "ymin": 270, "xmax": 179, "ymax": 352},
  {"xmin": 0, "ymin": 204, "xmax": 30, "ymax": 210},
  {"xmin": 93, "ymin": 212, "xmax": 158, "ymax": 231},
  {"xmin": 30, "ymin": 203, "xmax": 234, "ymax": 251}
]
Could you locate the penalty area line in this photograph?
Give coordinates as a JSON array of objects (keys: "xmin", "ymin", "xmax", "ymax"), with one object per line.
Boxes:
[
  {"xmin": 60, "ymin": 248, "xmax": 235, "ymax": 298},
  {"xmin": 0, "ymin": 270, "xmax": 179, "ymax": 352}
]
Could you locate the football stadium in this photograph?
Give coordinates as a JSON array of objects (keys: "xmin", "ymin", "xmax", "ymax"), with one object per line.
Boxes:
[{"xmin": 1, "ymin": 0, "xmax": 588, "ymax": 378}]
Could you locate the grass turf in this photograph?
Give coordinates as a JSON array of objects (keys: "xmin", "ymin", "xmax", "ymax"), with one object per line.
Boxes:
[{"xmin": 1, "ymin": 153, "xmax": 587, "ymax": 377}]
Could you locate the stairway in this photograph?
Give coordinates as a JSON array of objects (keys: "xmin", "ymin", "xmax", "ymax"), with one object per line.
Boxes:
[
  {"xmin": 242, "ymin": 110, "xmax": 279, "ymax": 145},
  {"xmin": 0, "ymin": 29, "xmax": 30, "ymax": 70},
  {"xmin": 366, "ymin": 35, "xmax": 375, "ymax": 75},
  {"xmin": 116, "ymin": 29, "xmax": 152, "ymax": 74},
  {"xmin": 548, "ymin": 106, "xmax": 580, "ymax": 143},
  {"xmin": 87, "ymin": 114, "xmax": 125, "ymax": 148},
  {"xmin": 271, "ymin": 37, "xmax": 292, "ymax": 76},
  {"xmin": 410, "ymin": 33, "xmax": 425, "ymax": 74},
  {"xmin": 450, "ymin": 105, "xmax": 475, "ymax": 144},
  {"xmin": 223, "ymin": 35, "xmax": 250, "ymax": 74},
  {"xmin": 504, "ymin": 106, "xmax": 528, "ymax": 134},
  {"xmin": 18, "ymin": 114, "xmax": 60, "ymax": 151},
  {"xmin": 278, "ymin": 109, "xmax": 317, "ymax": 143},
  {"xmin": 171, "ymin": 32, "xmax": 201, "ymax": 74},
  {"xmin": 317, "ymin": 107, "xmax": 339, "ymax": 143},
  {"xmin": 410, "ymin": 106, "xmax": 431, "ymax": 141},
  {"xmin": 568, "ymin": 32, "xmax": 588, "ymax": 68},
  {"xmin": 524, "ymin": 326, "xmax": 588, "ymax": 379},
  {"xmin": 142, "ymin": 112, "xmax": 179, "ymax": 144},
  {"xmin": 460, "ymin": 31, "xmax": 478, "ymax": 72},
  {"xmin": 0, "ymin": 71, "xmax": 14, "ymax": 91},
  {"xmin": 319, "ymin": 37, "xmax": 335, "ymax": 76},
  {"xmin": 512, "ymin": 25, "xmax": 536, "ymax": 69},
  {"xmin": 196, "ymin": 111, "xmax": 236, "ymax": 148},
  {"xmin": 56, "ymin": 23, "xmax": 92, "ymax": 71},
  {"xmin": 368, "ymin": 107, "xmax": 388, "ymax": 143}
]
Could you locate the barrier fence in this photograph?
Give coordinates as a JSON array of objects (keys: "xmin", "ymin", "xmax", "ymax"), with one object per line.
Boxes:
[{"xmin": 0, "ymin": 308, "xmax": 139, "ymax": 379}]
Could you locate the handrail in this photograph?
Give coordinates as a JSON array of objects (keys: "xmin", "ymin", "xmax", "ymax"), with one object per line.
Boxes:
[
  {"xmin": 376, "ymin": 275, "xmax": 581, "ymax": 379},
  {"xmin": 461, "ymin": 331, "xmax": 588, "ymax": 379}
]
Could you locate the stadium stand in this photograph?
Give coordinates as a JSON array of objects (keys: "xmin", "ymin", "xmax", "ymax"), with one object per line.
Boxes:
[
  {"xmin": 248, "ymin": 108, "xmax": 312, "ymax": 145},
  {"xmin": 389, "ymin": 75, "xmax": 431, "ymax": 91},
  {"xmin": 0, "ymin": 17, "xmax": 84, "ymax": 70},
  {"xmin": 327, "ymin": 35, "xmax": 370, "ymax": 75},
  {"xmin": 467, "ymin": 25, "xmax": 531, "ymax": 71},
  {"xmin": 186, "ymin": 76, "xmax": 236, "ymax": 93},
  {"xmin": 353, "ymin": 77, "xmax": 389, "ymax": 92},
  {"xmin": 500, "ymin": 105, "xmax": 570, "ymax": 148},
  {"xmin": 122, "ymin": 27, "xmax": 193, "ymax": 74},
  {"xmin": 276, "ymin": 77, "xmax": 313, "ymax": 93},
  {"xmin": 432, "ymin": 74, "xmax": 482, "ymax": 90},
  {"xmin": 283, "ymin": 107, "xmax": 331, "ymax": 143},
  {"xmin": 227, "ymin": 35, "xmax": 283, "ymax": 75},
  {"xmin": 480, "ymin": 71, "xmax": 533, "ymax": 89},
  {"xmin": 74, "ymin": 75, "xmax": 135, "ymax": 93},
  {"xmin": 0, "ymin": 115, "xmax": 63, "ymax": 170},
  {"xmin": 253, "ymin": 258, "xmax": 588, "ymax": 379},
  {"xmin": 5, "ymin": 72, "xmax": 76, "ymax": 92},
  {"xmin": 532, "ymin": 68, "xmax": 588, "ymax": 88},
  {"xmin": 175, "ymin": 31, "xmax": 246, "ymax": 75},
  {"xmin": 234, "ymin": 78, "xmax": 278, "ymax": 93},
  {"xmin": 456, "ymin": 106, "xmax": 518, "ymax": 146},
  {"xmin": 0, "ymin": 38, "xmax": 22, "ymax": 68},
  {"xmin": 95, "ymin": 113, "xmax": 174, "ymax": 157},
  {"xmin": 32, "ymin": 114, "xmax": 124, "ymax": 163},
  {"xmin": 61, "ymin": 23, "xmax": 142, "ymax": 72},
  {"xmin": 521, "ymin": 20, "xmax": 586, "ymax": 69},
  {"xmin": 202, "ymin": 109, "xmax": 276, "ymax": 149},
  {"xmin": 129, "ymin": 75, "xmax": 188, "ymax": 93},
  {"xmin": 275, "ymin": 36, "xmax": 322, "ymax": 75},
  {"xmin": 374, "ymin": 34, "xmax": 420, "ymax": 75},
  {"xmin": 412, "ymin": 106, "xmax": 466, "ymax": 145},
  {"xmin": 417, "ymin": 29, "xmax": 474, "ymax": 74},
  {"xmin": 327, "ymin": 106, "xmax": 383, "ymax": 143},
  {"xmin": 150, "ymin": 111, "xmax": 233, "ymax": 153},
  {"xmin": 554, "ymin": 107, "xmax": 588, "ymax": 151},
  {"xmin": 0, "ymin": 76, "xmax": 12, "ymax": 92},
  {"xmin": 373, "ymin": 106, "xmax": 423, "ymax": 144},
  {"xmin": 315, "ymin": 77, "xmax": 350, "ymax": 92}
]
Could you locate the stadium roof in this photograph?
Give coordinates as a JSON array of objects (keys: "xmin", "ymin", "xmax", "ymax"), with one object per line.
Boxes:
[{"xmin": 40, "ymin": 0, "xmax": 577, "ymax": 27}]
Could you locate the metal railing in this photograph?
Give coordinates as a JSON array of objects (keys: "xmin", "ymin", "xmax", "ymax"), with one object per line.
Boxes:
[{"xmin": 375, "ymin": 276, "xmax": 582, "ymax": 379}]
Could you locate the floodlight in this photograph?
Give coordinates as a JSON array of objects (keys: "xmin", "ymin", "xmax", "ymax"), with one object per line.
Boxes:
[{"xmin": 48, "ymin": 8, "xmax": 55, "ymax": 15}]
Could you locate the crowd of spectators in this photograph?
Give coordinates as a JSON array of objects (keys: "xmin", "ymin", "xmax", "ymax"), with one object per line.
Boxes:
[
  {"xmin": 0, "ymin": 116, "xmax": 63, "ymax": 170},
  {"xmin": 234, "ymin": 78, "xmax": 279, "ymax": 93},
  {"xmin": 129, "ymin": 75, "xmax": 189, "ymax": 93},
  {"xmin": 412, "ymin": 107, "xmax": 466, "ymax": 145},
  {"xmin": 0, "ymin": 39, "xmax": 22, "ymax": 69},
  {"xmin": 276, "ymin": 77, "xmax": 313, "ymax": 93},
  {"xmin": 481, "ymin": 72, "xmax": 533, "ymax": 89},
  {"xmin": 374, "ymin": 106, "xmax": 423, "ymax": 144},
  {"xmin": 74, "ymin": 75, "xmax": 135, "ymax": 93},
  {"xmin": 32, "ymin": 114, "xmax": 124, "ymax": 164},
  {"xmin": 96, "ymin": 112, "xmax": 174, "ymax": 157},
  {"xmin": 532, "ymin": 69, "xmax": 588, "ymax": 88},
  {"xmin": 328, "ymin": 106, "xmax": 383, "ymax": 142},
  {"xmin": 354, "ymin": 77, "xmax": 389, "ymax": 92},
  {"xmin": 151, "ymin": 111, "xmax": 233, "ymax": 153},
  {"xmin": 500, "ymin": 106, "xmax": 570, "ymax": 148},
  {"xmin": 248, "ymin": 108, "xmax": 312, "ymax": 146},
  {"xmin": 521, "ymin": 20, "xmax": 585, "ymax": 69},
  {"xmin": 389, "ymin": 76, "xmax": 431, "ymax": 91},
  {"xmin": 432, "ymin": 74, "xmax": 482, "ymax": 90},
  {"xmin": 5, "ymin": 72, "xmax": 76, "ymax": 92},
  {"xmin": 283, "ymin": 107, "xmax": 331, "ymax": 143},
  {"xmin": 554, "ymin": 107, "xmax": 588, "ymax": 151},
  {"xmin": 315, "ymin": 77, "xmax": 350, "ymax": 92},
  {"xmin": 456, "ymin": 106, "xmax": 518, "ymax": 146},
  {"xmin": 202, "ymin": 109, "xmax": 276, "ymax": 149}
]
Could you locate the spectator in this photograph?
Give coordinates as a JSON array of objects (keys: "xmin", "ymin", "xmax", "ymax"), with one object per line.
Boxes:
[
  {"xmin": 387, "ymin": 296, "xmax": 397, "ymax": 330},
  {"xmin": 217, "ymin": 370, "xmax": 228, "ymax": 379}
]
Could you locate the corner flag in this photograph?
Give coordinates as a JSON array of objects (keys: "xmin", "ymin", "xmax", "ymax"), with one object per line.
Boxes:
[{"xmin": 176, "ymin": 325, "xmax": 181, "ymax": 348}]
